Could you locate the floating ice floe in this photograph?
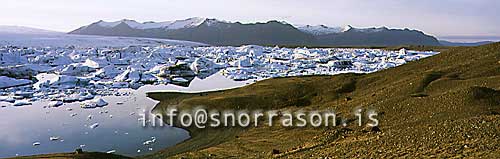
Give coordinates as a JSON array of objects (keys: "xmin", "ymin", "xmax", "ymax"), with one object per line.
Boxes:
[
  {"xmin": 0, "ymin": 96, "xmax": 16, "ymax": 103},
  {"xmin": 46, "ymin": 75, "xmax": 90, "ymax": 89},
  {"xmin": 62, "ymin": 92, "xmax": 94, "ymax": 103},
  {"xmin": 0, "ymin": 76, "xmax": 32, "ymax": 89},
  {"xmin": 48, "ymin": 101, "xmax": 63, "ymax": 107},
  {"xmin": 57, "ymin": 63, "xmax": 96, "ymax": 76},
  {"xmin": 49, "ymin": 136, "xmax": 60, "ymax": 141},
  {"xmin": 32, "ymin": 142, "xmax": 40, "ymax": 146},
  {"xmin": 89, "ymin": 123, "xmax": 99, "ymax": 129},
  {"xmin": 81, "ymin": 98, "xmax": 108, "ymax": 108},
  {"xmin": 143, "ymin": 136, "xmax": 157, "ymax": 145},
  {"xmin": 13, "ymin": 100, "xmax": 31, "ymax": 106}
]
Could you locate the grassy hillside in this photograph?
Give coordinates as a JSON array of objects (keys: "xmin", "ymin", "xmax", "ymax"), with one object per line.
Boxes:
[
  {"xmin": 145, "ymin": 43, "xmax": 500, "ymax": 158},
  {"xmin": 10, "ymin": 152, "xmax": 132, "ymax": 159}
]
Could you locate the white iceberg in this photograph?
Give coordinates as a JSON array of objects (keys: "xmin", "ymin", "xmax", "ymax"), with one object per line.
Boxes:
[
  {"xmin": 89, "ymin": 123, "xmax": 99, "ymax": 129},
  {"xmin": 190, "ymin": 57, "xmax": 222, "ymax": 73},
  {"xmin": 48, "ymin": 101, "xmax": 63, "ymax": 107},
  {"xmin": 83, "ymin": 58, "xmax": 111, "ymax": 69},
  {"xmin": 81, "ymin": 98, "xmax": 108, "ymax": 108},
  {"xmin": 47, "ymin": 75, "xmax": 90, "ymax": 89},
  {"xmin": 49, "ymin": 136, "xmax": 60, "ymax": 141},
  {"xmin": 13, "ymin": 100, "xmax": 31, "ymax": 106},
  {"xmin": 58, "ymin": 63, "xmax": 96, "ymax": 76}
]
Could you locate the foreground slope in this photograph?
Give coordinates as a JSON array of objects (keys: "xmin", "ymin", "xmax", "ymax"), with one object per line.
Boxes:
[{"xmin": 147, "ymin": 43, "xmax": 500, "ymax": 158}]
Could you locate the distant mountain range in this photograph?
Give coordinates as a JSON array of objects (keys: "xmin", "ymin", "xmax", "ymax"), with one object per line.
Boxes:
[
  {"xmin": 438, "ymin": 40, "xmax": 495, "ymax": 47},
  {"xmin": 69, "ymin": 18, "xmax": 442, "ymax": 46}
]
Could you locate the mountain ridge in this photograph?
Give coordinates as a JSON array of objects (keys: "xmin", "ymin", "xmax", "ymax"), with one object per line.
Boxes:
[{"xmin": 69, "ymin": 17, "xmax": 442, "ymax": 46}]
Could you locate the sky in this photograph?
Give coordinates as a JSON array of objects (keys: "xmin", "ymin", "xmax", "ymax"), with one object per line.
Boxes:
[{"xmin": 1, "ymin": 0, "xmax": 499, "ymax": 39}]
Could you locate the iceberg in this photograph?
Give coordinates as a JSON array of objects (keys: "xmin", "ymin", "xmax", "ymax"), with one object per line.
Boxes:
[
  {"xmin": 89, "ymin": 123, "xmax": 99, "ymax": 129},
  {"xmin": 94, "ymin": 65, "xmax": 122, "ymax": 79},
  {"xmin": 13, "ymin": 100, "xmax": 31, "ymax": 106},
  {"xmin": 47, "ymin": 75, "xmax": 90, "ymax": 89},
  {"xmin": 81, "ymin": 98, "xmax": 108, "ymax": 108},
  {"xmin": 0, "ymin": 76, "xmax": 32, "ymax": 89},
  {"xmin": 0, "ymin": 44, "xmax": 439, "ymax": 106},
  {"xmin": 83, "ymin": 58, "xmax": 111, "ymax": 69},
  {"xmin": 58, "ymin": 63, "xmax": 96, "ymax": 76},
  {"xmin": 190, "ymin": 57, "xmax": 222, "ymax": 73},
  {"xmin": 49, "ymin": 136, "xmax": 60, "ymax": 141},
  {"xmin": 48, "ymin": 101, "xmax": 63, "ymax": 107}
]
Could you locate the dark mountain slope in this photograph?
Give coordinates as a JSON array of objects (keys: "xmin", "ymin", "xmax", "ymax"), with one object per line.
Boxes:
[
  {"xmin": 69, "ymin": 19, "xmax": 442, "ymax": 46},
  {"xmin": 162, "ymin": 20, "xmax": 317, "ymax": 46},
  {"xmin": 316, "ymin": 28, "xmax": 441, "ymax": 46}
]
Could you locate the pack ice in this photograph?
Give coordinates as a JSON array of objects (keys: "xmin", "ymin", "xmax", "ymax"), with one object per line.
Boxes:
[{"xmin": 0, "ymin": 44, "xmax": 438, "ymax": 108}]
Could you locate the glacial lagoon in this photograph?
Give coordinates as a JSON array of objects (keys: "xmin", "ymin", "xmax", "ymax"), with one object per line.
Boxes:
[{"xmin": 0, "ymin": 72, "xmax": 249, "ymax": 158}]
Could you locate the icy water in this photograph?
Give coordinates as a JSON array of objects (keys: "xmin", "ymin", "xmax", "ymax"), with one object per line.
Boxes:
[{"xmin": 0, "ymin": 73, "xmax": 250, "ymax": 158}]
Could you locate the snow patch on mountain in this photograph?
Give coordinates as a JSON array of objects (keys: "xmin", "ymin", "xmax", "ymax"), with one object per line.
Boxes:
[
  {"xmin": 343, "ymin": 25, "xmax": 389, "ymax": 33},
  {"xmin": 95, "ymin": 17, "xmax": 212, "ymax": 30},
  {"xmin": 296, "ymin": 25, "xmax": 343, "ymax": 35},
  {"xmin": 296, "ymin": 24, "xmax": 391, "ymax": 35}
]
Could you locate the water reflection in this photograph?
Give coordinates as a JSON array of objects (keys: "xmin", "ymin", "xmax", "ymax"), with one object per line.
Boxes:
[{"xmin": 0, "ymin": 72, "xmax": 249, "ymax": 158}]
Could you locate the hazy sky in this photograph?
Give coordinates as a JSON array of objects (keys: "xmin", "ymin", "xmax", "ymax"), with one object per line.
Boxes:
[{"xmin": 1, "ymin": 0, "xmax": 499, "ymax": 37}]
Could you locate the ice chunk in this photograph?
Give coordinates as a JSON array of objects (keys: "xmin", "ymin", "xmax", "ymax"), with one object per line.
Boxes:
[
  {"xmin": 190, "ymin": 57, "xmax": 222, "ymax": 73},
  {"xmin": 83, "ymin": 58, "xmax": 111, "ymax": 69},
  {"xmin": 13, "ymin": 100, "xmax": 31, "ymax": 106},
  {"xmin": 47, "ymin": 75, "xmax": 90, "ymax": 89},
  {"xmin": 0, "ymin": 76, "xmax": 32, "ymax": 89},
  {"xmin": 235, "ymin": 56, "xmax": 252, "ymax": 68},
  {"xmin": 49, "ymin": 136, "xmax": 60, "ymax": 141},
  {"xmin": 81, "ymin": 98, "xmax": 108, "ymax": 108},
  {"xmin": 94, "ymin": 65, "xmax": 122, "ymax": 79},
  {"xmin": 143, "ymin": 136, "xmax": 157, "ymax": 145},
  {"xmin": 0, "ymin": 96, "xmax": 16, "ymax": 103},
  {"xmin": 89, "ymin": 123, "xmax": 99, "ymax": 129},
  {"xmin": 48, "ymin": 101, "xmax": 63, "ymax": 107},
  {"xmin": 171, "ymin": 77, "xmax": 189, "ymax": 83},
  {"xmin": 57, "ymin": 63, "xmax": 96, "ymax": 76},
  {"xmin": 14, "ymin": 91, "xmax": 34, "ymax": 98}
]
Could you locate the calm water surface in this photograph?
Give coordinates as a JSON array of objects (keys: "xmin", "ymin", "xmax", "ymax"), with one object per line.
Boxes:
[{"xmin": 0, "ymin": 73, "xmax": 250, "ymax": 158}]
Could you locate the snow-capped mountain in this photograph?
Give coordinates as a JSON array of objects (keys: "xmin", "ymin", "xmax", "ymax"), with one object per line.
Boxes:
[
  {"xmin": 94, "ymin": 17, "xmax": 210, "ymax": 30},
  {"xmin": 70, "ymin": 17, "xmax": 441, "ymax": 46},
  {"xmin": 343, "ymin": 25, "xmax": 390, "ymax": 33},
  {"xmin": 297, "ymin": 24, "xmax": 392, "ymax": 35},
  {"xmin": 296, "ymin": 25, "xmax": 343, "ymax": 35}
]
